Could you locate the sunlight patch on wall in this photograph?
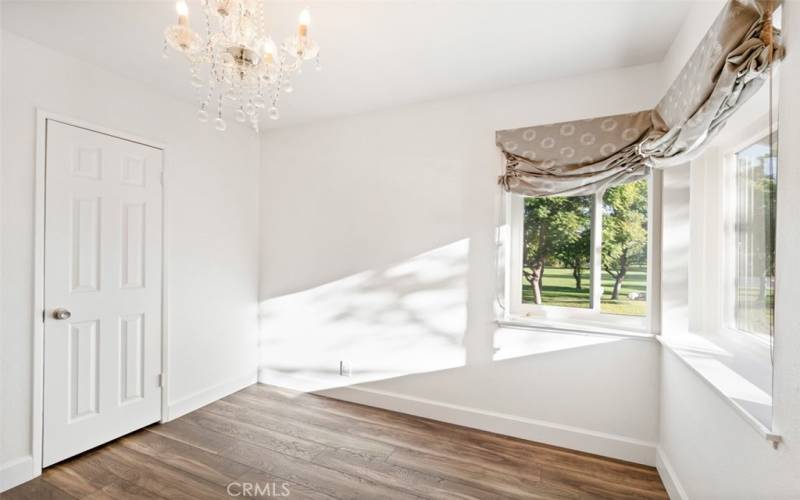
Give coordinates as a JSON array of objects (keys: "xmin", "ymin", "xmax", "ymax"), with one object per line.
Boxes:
[{"xmin": 259, "ymin": 239, "xmax": 470, "ymax": 387}]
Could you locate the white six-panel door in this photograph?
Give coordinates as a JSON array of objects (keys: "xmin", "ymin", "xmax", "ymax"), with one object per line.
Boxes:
[{"xmin": 43, "ymin": 120, "xmax": 163, "ymax": 467}]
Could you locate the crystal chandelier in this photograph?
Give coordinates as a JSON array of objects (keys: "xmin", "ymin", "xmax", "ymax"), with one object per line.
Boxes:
[{"xmin": 163, "ymin": 0, "xmax": 321, "ymax": 132}]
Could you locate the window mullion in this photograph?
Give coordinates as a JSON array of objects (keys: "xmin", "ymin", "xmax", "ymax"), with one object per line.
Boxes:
[
  {"xmin": 509, "ymin": 194, "xmax": 524, "ymax": 315},
  {"xmin": 590, "ymin": 192, "xmax": 603, "ymax": 311}
]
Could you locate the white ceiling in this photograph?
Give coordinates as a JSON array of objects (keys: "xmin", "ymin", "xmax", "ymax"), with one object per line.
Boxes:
[{"xmin": 2, "ymin": 1, "xmax": 693, "ymax": 127}]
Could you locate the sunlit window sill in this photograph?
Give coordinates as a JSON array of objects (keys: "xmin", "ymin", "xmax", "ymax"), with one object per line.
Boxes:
[
  {"xmin": 657, "ymin": 333, "xmax": 782, "ymax": 448},
  {"xmin": 492, "ymin": 324, "xmax": 651, "ymax": 364},
  {"xmin": 497, "ymin": 317, "xmax": 657, "ymax": 341}
]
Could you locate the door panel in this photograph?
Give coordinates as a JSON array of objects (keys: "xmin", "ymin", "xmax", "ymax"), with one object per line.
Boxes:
[
  {"xmin": 119, "ymin": 314, "xmax": 145, "ymax": 404},
  {"xmin": 71, "ymin": 197, "xmax": 101, "ymax": 292},
  {"xmin": 68, "ymin": 320, "xmax": 99, "ymax": 420},
  {"xmin": 43, "ymin": 121, "xmax": 163, "ymax": 467},
  {"xmin": 121, "ymin": 203, "xmax": 146, "ymax": 289}
]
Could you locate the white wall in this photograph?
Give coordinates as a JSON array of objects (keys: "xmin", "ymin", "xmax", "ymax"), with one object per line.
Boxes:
[
  {"xmin": 258, "ymin": 63, "xmax": 664, "ymax": 465},
  {"xmin": 655, "ymin": 2, "xmax": 800, "ymax": 498},
  {"xmin": 661, "ymin": 165, "xmax": 691, "ymax": 337},
  {"xmin": 1, "ymin": 32, "xmax": 260, "ymax": 488}
]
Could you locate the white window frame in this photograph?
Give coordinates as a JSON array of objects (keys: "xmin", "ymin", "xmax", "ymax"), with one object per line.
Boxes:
[
  {"xmin": 679, "ymin": 118, "xmax": 777, "ymax": 433},
  {"xmin": 719, "ymin": 126, "xmax": 777, "ymax": 348},
  {"xmin": 504, "ymin": 173, "xmax": 660, "ymax": 334},
  {"xmin": 708, "ymin": 19, "xmax": 779, "ymax": 353}
]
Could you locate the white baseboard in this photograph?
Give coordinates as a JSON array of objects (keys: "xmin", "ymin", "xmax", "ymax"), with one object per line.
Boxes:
[
  {"xmin": 656, "ymin": 446, "xmax": 689, "ymax": 500},
  {"xmin": 167, "ymin": 371, "xmax": 257, "ymax": 421},
  {"xmin": 258, "ymin": 369, "xmax": 657, "ymax": 466},
  {"xmin": 1, "ymin": 456, "xmax": 36, "ymax": 493}
]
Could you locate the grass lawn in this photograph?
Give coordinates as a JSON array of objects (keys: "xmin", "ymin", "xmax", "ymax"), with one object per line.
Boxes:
[{"xmin": 522, "ymin": 266, "xmax": 647, "ymax": 316}]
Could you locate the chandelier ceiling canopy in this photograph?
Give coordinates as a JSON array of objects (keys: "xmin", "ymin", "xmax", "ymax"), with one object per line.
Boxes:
[{"xmin": 164, "ymin": 0, "xmax": 321, "ymax": 132}]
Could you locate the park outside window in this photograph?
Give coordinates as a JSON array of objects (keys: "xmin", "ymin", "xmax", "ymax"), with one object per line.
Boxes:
[
  {"xmin": 727, "ymin": 133, "xmax": 777, "ymax": 343},
  {"xmin": 601, "ymin": 181, "xmax": 649, "ymax": 317},
  {"xmin": 520, "ymin": 195, "xmax": 593, "ymax": 309},
  {"xmin": 506, "ymin": 177, "xmax": 653, "ymax": 332}
]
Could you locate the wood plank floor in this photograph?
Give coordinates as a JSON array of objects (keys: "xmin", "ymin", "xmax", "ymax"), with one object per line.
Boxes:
[{"xmin": 3, "ymin": 384, "xmax": 668, "ymax": 499}]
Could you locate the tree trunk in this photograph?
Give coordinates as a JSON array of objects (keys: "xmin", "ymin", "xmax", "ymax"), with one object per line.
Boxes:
[
  {"xmin": 611, "ymin": 276, "xmax": 624, "ymax": 300},
  {"xmin": 524, "ymin": 227, "xmax": 548, "ymax": 305},
  {"xmin": 610, "ymin": 251, "xmax": 628, "ymax": 300},
  {"xmin": 572, "ymin": 259, "xmax": 582, "ymax": 290},
  {"xmin": 530, "ymin": 262, "xmax": 544, "ymax": 305}
]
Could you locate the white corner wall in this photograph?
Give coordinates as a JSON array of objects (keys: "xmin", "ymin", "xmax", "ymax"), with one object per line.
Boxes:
[
  {"xmin": 257, "ymin": 63, "xmax": 664, "ymax": 466},
  {"xmin": 1, "ymin": 32, "xmax": 260, "ymax": 489},
  {"xmin": 655, "ymin": 1, "xmax": 800, "ymax": 498}
]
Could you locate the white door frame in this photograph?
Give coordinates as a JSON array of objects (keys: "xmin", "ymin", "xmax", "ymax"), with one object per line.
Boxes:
[{"xmin": 31, "ymin": 109, "xmax": 170, "ymax": 477}]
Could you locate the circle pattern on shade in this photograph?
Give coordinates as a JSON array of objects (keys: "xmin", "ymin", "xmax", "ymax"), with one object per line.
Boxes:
[
  {"xmin": 600, "ymin": 143, "xmax": 618, "ymax": 156},
  {"xmin": 622, "ymin": 128, "xmax": 640, "ymax": 141},
  {"xmin": 601, "ymin": 118, "xmax": 618, "ymax": 132}
]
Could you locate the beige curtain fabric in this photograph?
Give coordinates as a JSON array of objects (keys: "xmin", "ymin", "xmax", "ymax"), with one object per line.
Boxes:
[
  {"xmin": 641, "ymin": 0, "xmax": 780, "ymax": 167},
  {"xmin": 496, "ymin": 110, "xmax": 654, "ymax": 197},
  {"xmin": 496, "ymin": 0, "xmax": 781, "ymax": 197}
]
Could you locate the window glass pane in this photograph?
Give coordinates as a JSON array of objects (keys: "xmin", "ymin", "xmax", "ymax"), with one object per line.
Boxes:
[
  {"xmin": 522, "ymin": 196, "xmax": 592, "ymax": 308},
  {"xmin": 601, "ymin": 179, "xmax": 648, "ymax": 316},
  {"xmin": 734, "ymin": 134, "xmax": 777, "ymax": 338}
]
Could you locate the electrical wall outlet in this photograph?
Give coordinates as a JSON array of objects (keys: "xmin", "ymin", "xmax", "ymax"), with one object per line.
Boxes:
[{"xmin": 338, "ymin": 360, "xmax": 352, "ymax": 377}]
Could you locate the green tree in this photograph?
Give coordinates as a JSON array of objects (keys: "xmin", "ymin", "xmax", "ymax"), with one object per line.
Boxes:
[
  {"xmin": 601, "ymin": 180, "xmax": 648, "ymax": 301},
  {"xmin": 523, "ymin": 196, "xmax": 591, "ymax": 303},
  {"xmin": 554, "ymin": 226, "xmax": 590, "ymax": 290}
]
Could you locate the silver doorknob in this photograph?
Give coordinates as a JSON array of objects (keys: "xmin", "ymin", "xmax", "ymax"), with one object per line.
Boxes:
[{"xmin": 52, "ymin": 308, "xmax": 72, "ymax": 320}]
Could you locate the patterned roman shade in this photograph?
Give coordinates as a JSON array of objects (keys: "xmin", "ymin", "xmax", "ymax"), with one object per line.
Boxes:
[{"xmin": 496, "ymin": 0, "xmax": 781, "ymax": 197}]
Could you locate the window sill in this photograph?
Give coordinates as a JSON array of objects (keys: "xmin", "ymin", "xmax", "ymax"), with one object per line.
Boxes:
[
  {"xmin": 657, "ymin": 333, "xmax": 782, "ymax": 448},
  {"xmin": 497, "ymin": 317, "xmax": 656, "ymax": 341}
]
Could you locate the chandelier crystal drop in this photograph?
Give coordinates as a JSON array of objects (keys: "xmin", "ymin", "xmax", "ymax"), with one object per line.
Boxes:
[{"xmin": 164, "ymin": 0, "xmax": 321, "ymax": 132}]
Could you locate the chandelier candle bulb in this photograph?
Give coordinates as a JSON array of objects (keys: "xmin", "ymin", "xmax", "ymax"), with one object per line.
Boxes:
[
  {"xmin": 298, "ymin": 8, "xmax": 310, "ymax": 37},
  {"xmin": 263, "ymin": 37, "xmax": 277, "ymax": 63},
  {"xmin": 176, "ymin": 0, "xmax": 189, "ymax": 26}
]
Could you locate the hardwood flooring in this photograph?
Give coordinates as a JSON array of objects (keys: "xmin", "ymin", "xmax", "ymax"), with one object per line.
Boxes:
[{"xmin": 3, "ymin": 384, "xmax": 668, "ymax": 499}]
